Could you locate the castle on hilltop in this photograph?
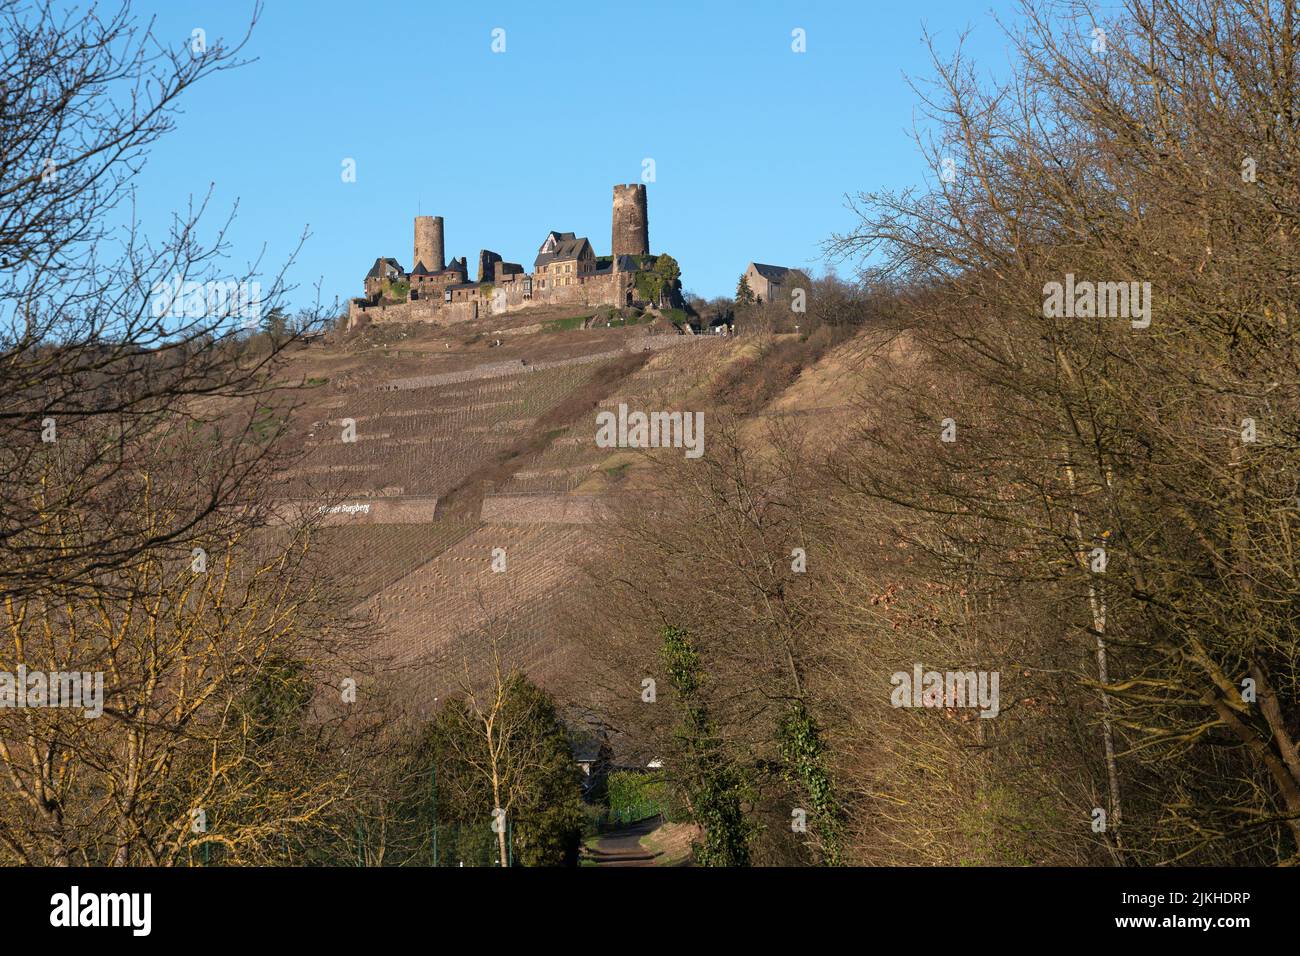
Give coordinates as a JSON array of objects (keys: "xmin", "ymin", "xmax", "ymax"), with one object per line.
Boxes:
[{"xmin": 348, "ymin": 184, "xmax": 673, "ymax": 329}]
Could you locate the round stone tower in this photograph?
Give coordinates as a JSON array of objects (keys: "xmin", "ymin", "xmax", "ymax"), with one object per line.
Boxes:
[
  {"xmin": 611, "ymin": 184, "xmax": 649, "ymax": 259},
  {"xmin": 413, "ymin": 215, "xmax": 445, "ymax": 272}
]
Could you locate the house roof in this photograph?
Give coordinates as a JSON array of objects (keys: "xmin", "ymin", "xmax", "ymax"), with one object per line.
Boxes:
[
  {"xmin": 572, "ymin": 739, "xmax": 607, "ymax": 763},
  {"xmin": 750, "ymin": 262, "xmax": 795, "ymax": 282},
  {"xmin": 568, "ymin": 724, "xmax": 610, "ymax": 764},
  {"xmin": 365, "ymin": 257, "xmax": 404, "ymax": 279},
  {"xmin": 410, "ymin": 262, "xmax": 431, "ymax": 276},
  {"xmin": 535, "ymin": 234, "xmax": 592, "ymax": 268}
]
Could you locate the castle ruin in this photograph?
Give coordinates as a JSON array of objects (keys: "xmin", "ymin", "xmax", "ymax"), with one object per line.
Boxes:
[{"xmin": 350, "ymin": 184, "xmax": 668, "ymax": 329}]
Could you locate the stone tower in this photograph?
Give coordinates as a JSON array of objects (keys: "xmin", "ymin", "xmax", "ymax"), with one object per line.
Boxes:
[
  {"xmin": 413, "ymin": 215, "xmax": 445, "ymax": 273},
  {"xmin": 611, "ymin": 184, "xmax": 649, "ymax": 259}
]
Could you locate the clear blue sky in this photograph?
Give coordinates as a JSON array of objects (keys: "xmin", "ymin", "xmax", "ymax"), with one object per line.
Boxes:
[{"xmin": 125, "ymin": 0, "xmax": 1023, "ymax": 311}]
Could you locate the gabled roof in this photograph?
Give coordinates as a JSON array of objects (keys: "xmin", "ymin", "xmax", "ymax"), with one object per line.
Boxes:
[
  {"xmin": 365, "ymin": 257, "xmax": 404, "ymax": 279},
  {"xmin": 568, "ymin": 721, "xmax": 611, "ymax": 764},
  {"xmin": 750, "ymin": 262, "xmax": 795, "ymax": 282},
  {"xmin": 535, "ymin": 234, "xmax": 592, "ymax": 268}
]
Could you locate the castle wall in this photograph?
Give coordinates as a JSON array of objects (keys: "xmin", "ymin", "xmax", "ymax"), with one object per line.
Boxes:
[
  {"xmin": 409, "ymin": 269, "xmax": 462, "ymax": 299},
  {"xmin": 349, "ymin": 298, "xmax": 475, "ymax": 327},
  {"xmin": 493, "ymin": 261, "xmax": 524, "ymax": 282},
  {"xmin": 491, "ymin": 277, "xmax": 531, "ymax": 312},
  {"xmin": 352, "ymin": 270, "xmax": 633, "ymax": 329},
  {"xmin": 477, "ymin": 249, "xmax": 502, "ymax": 282},
  {"xmin": 534, "ymin": 270, "xmax": 633, "ymax": 308},
  {"xmin": 446, "ymin": 300, "xmax": 478, "ymax": 323}
]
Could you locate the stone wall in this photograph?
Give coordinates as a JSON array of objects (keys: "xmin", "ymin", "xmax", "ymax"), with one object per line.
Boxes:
[
  {"xmin": 348, "ymin": 297, "xmax": 478, "ymax": 327},
  {"xmin": 494, "ymin": 261, "xmax": 524, "ymax": 282},
  {"xmin": 479, "ymin": 493, "xmax": 611, "ymax": 524},
  {"xmin": 535, "ymin": 269, "xmax": 633, "ymax": 308},
  {"xmin": 446, "ymin": 300, "xmax": 478, "ymax": 323},
  {"xmin": 477, "ymin": 249, "xmax": 502, "ymax": 282},
  {"xmin": 272, "ymin": 495, "xmax": 441, "ymax": 525}
]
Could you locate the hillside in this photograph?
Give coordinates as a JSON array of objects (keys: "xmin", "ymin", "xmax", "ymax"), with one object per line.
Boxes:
[
  {"xmin": 272, "ymin": 305, "xmax": 877, "ymax": 712},
  {"xmin": 276, "ymin": 309, "xmax": 784, "ymax": 707}
]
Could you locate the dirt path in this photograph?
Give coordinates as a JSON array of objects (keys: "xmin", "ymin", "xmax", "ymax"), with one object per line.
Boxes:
[{"xmin": 584, "ymin": 817, "xmax": 663, "ymax": 867}]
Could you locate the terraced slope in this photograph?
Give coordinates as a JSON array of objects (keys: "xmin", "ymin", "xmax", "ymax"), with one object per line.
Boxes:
[
  {"xmin": 362, "ymin": 524, "xmax": 590, "ymax": 697},
  {"xmin": 498, "ymin": 337, "xmax": 734, "ymax": 496},
  {"xmin": 279, "ymin": 362, "xmax": 603, "ymax": 498},
  {"xmin": 276, "ymin": 317, "xmax": 764, "ymax": 704},
  {"xmin": 312, "ymin": 521, "xmax": 479, "ymax": 606}
]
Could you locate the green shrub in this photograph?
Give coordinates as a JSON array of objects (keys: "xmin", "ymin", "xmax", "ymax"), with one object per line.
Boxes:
[
  {"xmin": 606, "ymin": 770, "xmax": 672, "ymax": 824},
  {"xmin": 542, "ymin": 314, "xmax": 592, "ymax": 333},
  {"xmin": 635, "ymin": 271, "xmax": 664, "ymax": 303}
]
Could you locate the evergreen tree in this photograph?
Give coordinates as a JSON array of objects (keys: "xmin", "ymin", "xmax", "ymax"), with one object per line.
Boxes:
[{"xmin": 735, "ymin": 272, "xmax": 755, "ymax": 305}]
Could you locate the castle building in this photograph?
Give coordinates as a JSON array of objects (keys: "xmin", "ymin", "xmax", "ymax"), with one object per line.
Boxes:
[
  {"xmin": 349, "ymin": 184, "xmax": 668, "ymax": 328},
  {"xmin": 742, "ymin": 262, "xmax": 807, "ymax": 305},
  {"xmin": 534, "ymin": 232, "xmax": 596, "ymax": 290},
  {"xmin": 363, "ymin": 257, "xmax": 404, "ymax": 300}
]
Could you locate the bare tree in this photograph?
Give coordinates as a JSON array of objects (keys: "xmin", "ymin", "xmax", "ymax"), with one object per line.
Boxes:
[
  {"xmin": 0, "ymin": 0, "xmax": 324, "ymax": 602},
  {"xmin": 828, "ymin": 0, "xmax": 1300, "ymax": 862}
]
